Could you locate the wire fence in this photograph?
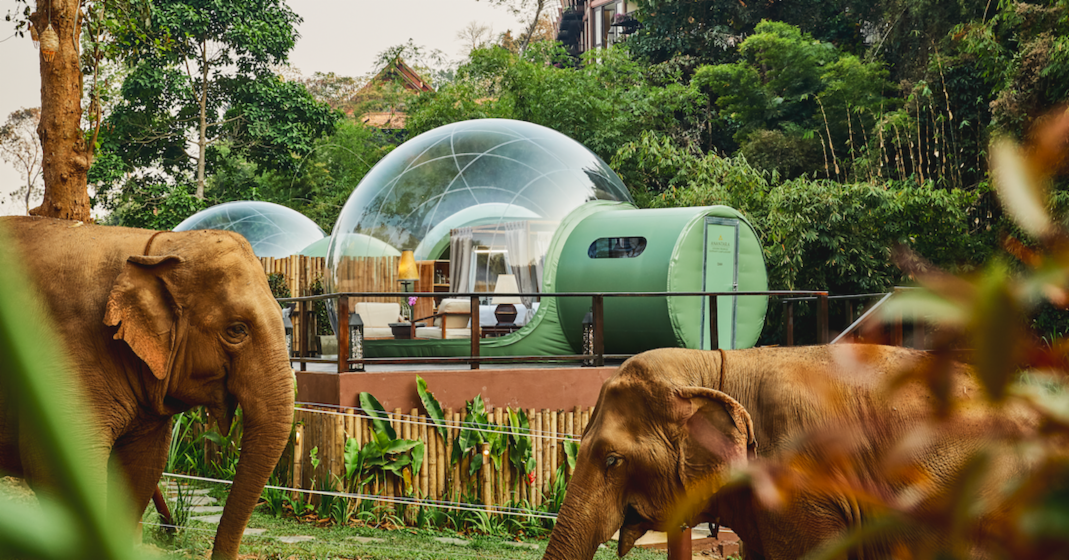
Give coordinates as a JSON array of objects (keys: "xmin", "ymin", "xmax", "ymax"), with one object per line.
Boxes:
[{"xmin": 164, "ymin": 469, "xmax": 559, "ymax": 520}]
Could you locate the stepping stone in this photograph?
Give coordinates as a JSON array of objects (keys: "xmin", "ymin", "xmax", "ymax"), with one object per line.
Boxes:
[
  {"xmin": 346, "ymin": 536, "xmax": 386, "ymax": 544},
  {"xmin": 186, "ymin": 496, "xmax": 218, "ymax": 506},
  {"xmin": 191, "ymin": 514, "xmax": 222, "ymax": 525},
  {"xmin": 504, "ymin": 541, "xmax": 541, "ymax": 550},
  {"xmin": 189, "ymin": 488, "xmax": 213, "ymax": 495},
  {"xmin": 276, "ymin": 536, "xmax": 315, "ymax": 544},
  {"xmin": 433, "ymin": 537, "xmax": 471, "ymax": 547},
  {"xmin": 189, "ymin": 505, "xmax": 224, "ymax": 514},
  {"xmin": 244, "ymin": 528, "xmax": 267, "ymax": 537}
]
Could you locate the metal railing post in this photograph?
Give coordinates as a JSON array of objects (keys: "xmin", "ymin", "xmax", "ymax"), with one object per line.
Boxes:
[
  {"xmin": 708, "ymin": 294, "xmax": 719, "ymax": 350},
  {"xmin": 786, "ymin": 301, "xmax": 794, "ymax": 347},
  {"xmin": 298, "ymin": 299, "xmax": 308, "ymax": 371},
  {"xmin": 817, "ymin": 294, "xmax": 829, "ymax": 344},
  {"xmin": 592, "ymin": 295, "xmax": 604, "ymax": 367},
  {"xmin": 337, "ymin": 295, "xmax": 349, "ymax": 374},
  {"xmin": 470, "ymin": 295, "xmax": 481, "ymax": 370},
  {"xmin": 845, "ymin": 300, "xmax": 854, "ymax": 341}
]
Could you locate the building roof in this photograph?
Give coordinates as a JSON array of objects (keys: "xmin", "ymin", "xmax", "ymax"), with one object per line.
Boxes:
[
  {"xmin": 360, "ymin": 111, "xmax": 407, "ymax": 130},
  {"xmin": 358, "ymin": 57, "xmax": 434, "ymax": 95},
  {"xmin": 352, "ymin": 58, "xmax": 432, "ymax": 130}
]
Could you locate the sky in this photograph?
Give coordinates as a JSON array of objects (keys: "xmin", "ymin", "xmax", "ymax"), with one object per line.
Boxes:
[{"xmin": 0, "ymin": 0, "xmax": 532, "ymax": 216}]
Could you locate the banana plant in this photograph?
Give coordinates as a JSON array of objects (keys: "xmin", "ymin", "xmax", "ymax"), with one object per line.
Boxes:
[
  {"xmin": 452, "ymin": 395, "xmax": 509, "ymax": 476},
  {"xmin": 346, "ymin": 392, "xmax": 425, "ymax": 494},
  {"xmin": 507, "ymin": 407, "xmax": 537, "ymax": 476}
]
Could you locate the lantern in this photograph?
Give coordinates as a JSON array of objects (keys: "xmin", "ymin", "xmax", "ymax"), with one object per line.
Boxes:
[
  {"xmin": 348, "ymin": 312, "xmax": 365, "ymax": 372},
  {"xmin": 39, "ymin": 23, "xmax": 58, "ymax": 62},
  {"xmin": 29, "ymin": 23, "xmax": 40, "ymax": 48},
  {"xmin": 581, "ymin": 308, "xmax": 594, "ymax": 367},
  {"xmin": 282, "ymin": 304, "xmax": 294, "ymax": 357}
]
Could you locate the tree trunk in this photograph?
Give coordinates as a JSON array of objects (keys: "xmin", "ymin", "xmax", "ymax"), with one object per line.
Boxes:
[
  {"xmin": 196, "ymin": 37, "xmax": 209, "ymax": 199},
  {"xmin": 519, "ymin": 0, "xmax": 547, "ymax": 53},
  {"xmin": 30, "ymin": 0, "xmax": 92, "ymax": 222}
]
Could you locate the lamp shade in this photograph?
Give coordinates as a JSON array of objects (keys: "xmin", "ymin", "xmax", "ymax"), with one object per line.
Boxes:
[
  {"xmin": 398, "ymin": 250, "xmax": 419, "ymax": 280},
  {"xmin": 492, "ymin": 274, "xmax": 522, "ymax": 305}
]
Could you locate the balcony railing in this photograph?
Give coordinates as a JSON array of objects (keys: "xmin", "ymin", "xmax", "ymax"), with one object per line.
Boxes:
[{"xmin": 279, "ymin": 290, "xmax": 830, "ymax": 372}]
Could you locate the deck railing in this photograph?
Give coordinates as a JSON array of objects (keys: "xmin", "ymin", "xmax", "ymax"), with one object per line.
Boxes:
[{"xmin": 278, "ymin": 290, "xmax": 831, "ymax": 371}]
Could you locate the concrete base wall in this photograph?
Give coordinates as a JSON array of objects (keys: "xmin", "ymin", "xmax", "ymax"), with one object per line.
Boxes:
[{"xmin": 295, "ymin": 366, "xmax": 618, "ymax": 411}]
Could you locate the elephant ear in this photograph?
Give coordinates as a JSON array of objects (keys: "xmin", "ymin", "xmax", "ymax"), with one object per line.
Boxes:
[
  {"xmin": 673, "ymin": 387, "xmax": 757, "ymax": 481},
  {"xmin": 104, "ymin": 254, "xmax": 184, "ymax": 380}
]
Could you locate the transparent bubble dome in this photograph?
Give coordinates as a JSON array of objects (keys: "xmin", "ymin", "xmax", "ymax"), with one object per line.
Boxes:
[
  {"xmin": 327, "ymin": 119, "xmax": 632, "ymax": 289},
  {"xmin": 174, "ymin": 201, "xmax": 325, "ymax": 258}
]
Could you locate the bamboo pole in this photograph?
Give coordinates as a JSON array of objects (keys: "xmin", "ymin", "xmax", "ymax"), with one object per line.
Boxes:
[
  {"xmin": 567, "ymin": 410, "xmax": 576, "ymax": 477},
  {"xmin": 494, "ymin": 407, "xmax": 504, "ymax": 508},
  {"xmin": 292, "ymin": 422, "xmax": 304, "ymax": 498},
  {"xmin": 436, "ymin": 417, "xmax": 446, "ymax": 500},
  {"xmin": 533, "ymin": 408, "xmax": 542, "ymax": 507},
  {"xmin": 452, "ymin": 410, "xmax": 461, "ymax": 500},
  {"xmin": 428, "ymin": 416, "xmax": 438, "ymax": 501},
  {"xmin": 481, "ymin": 442, "xmax": 492, "ymax": 513},
  {"xmin": 334, "ymin": 409, "xmax": 345, "ymax": 490},
  {"xmin": 444, "ymin": 407, "xmax": 454, "ymax": 500},
  {"xmin": 460, "ymin": 426, "xmax": 471, "ymax": 503},
  {"xmin": 393, "ymin": 408, "xmax": 403, "ymax": 498},
  {"xmin": 548, "ymin": 409, "xmax": 557, "ymax": 490},
  {"xmin": 416, "ymin": 408, "xmax": 427, "ymax": 498}
]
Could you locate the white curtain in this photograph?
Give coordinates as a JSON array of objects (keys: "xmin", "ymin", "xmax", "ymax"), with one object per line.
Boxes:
[
  {"xmin": 450, "ymin": 227, "xmax": 474, "ymax": 293},
  {"xmin": 503, "ymin": 221, "xmax": 536, "ymax": 315},
  {"xmin": 533, "ymin": 231, "xmax": 554, "ymax": 291}
]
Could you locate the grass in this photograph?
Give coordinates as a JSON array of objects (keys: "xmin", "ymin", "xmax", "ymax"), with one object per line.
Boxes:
[{"xmin": 141, "ymin": 488, "xmax": 671, "ymax": 560}]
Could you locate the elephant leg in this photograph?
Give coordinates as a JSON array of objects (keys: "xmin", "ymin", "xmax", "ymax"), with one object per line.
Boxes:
[{"xmin": 109, "ymin": 419, "xmax": 172, "ymax": 528}]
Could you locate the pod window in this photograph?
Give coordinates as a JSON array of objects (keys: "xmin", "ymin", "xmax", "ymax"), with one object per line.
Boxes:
[{"xmin": 588, "ymin": 237, "xmax": 647, "ymax": 259}]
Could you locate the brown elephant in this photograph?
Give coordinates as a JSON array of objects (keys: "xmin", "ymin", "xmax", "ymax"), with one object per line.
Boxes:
[
  {"xmin": 543, "ymin": 345, "xmax": 1037, "ymax": 560},
  {"xmin": 0, "ymin": 216, "xmax": 295, "ymax": 559}
]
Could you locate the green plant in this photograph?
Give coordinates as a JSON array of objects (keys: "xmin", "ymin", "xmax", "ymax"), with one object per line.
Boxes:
[
  {"xmin": 267, "ymin": 272, "xmax": 291, "ymax": 302},
  {"xmin": 507, "ymin": 407, "xmax": 537, "ymax": 478},
  {"xmin": 343, "ymin": 393, "xmax": 425, "ymax": 498},
  {"xmin": 452, "ymin": 395, "xmax": 508, "ymax": 478},
  {"xmin": 169, "ymin": 482, "xmax": 192, "ymax": 530},
  {"xmin": 309, "ymin": 276, "xmax": 333, "ymax": 336},
  {"xmin": 259, "ymin": 475, "xmax": 287, "ymax": 518}
]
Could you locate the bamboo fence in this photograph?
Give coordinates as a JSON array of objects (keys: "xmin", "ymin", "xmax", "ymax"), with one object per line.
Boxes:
[{"xmin": 286, "ymin": 405, "xmax": 594, "ymax": 511}]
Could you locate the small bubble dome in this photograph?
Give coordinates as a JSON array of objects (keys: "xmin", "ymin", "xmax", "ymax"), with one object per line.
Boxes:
[
  {"xmin": 174, "ymin": 201, "xmax": 325, "ymax": 258},
  {"xmin": 327, "ymin": 119, "xmax": 632, "ymax": 293}
]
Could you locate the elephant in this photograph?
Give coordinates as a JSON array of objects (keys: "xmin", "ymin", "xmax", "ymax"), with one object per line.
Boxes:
[
  {"xmin": 542, "ymin": 344, "xmax": 1038, "ymax": 560},
  {"xmin": 0, "ymin": 216, "xmax": 295, "ymax": 559}
]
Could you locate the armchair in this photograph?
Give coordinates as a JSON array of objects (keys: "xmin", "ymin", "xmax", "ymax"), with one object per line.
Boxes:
[{"xmin": 413, "ymin": 298, "xmax": 472, "ymax": 339}]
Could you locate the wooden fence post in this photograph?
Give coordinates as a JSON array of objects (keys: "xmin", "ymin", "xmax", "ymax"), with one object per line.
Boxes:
[
  {"xmin": 667, "ymin": 528, "xmax": 692, "ymax": 560},
  {"xmin": 481, "ymin": 442, "xmax": 492, "ymax": 513}
]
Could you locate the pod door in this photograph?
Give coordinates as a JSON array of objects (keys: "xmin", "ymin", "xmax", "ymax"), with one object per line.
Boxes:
[{"xmin": 701, "ymin": 217, "xmax": 740, "ymax": 349}]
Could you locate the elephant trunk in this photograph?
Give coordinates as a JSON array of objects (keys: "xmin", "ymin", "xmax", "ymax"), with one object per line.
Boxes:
[
  {"xmin": 210, "ymin": 364, "xmax": 294, "ymax": 559},
  {"xmin": 542, "ymin": 469, "xmax": 621, "ymax": 560}
]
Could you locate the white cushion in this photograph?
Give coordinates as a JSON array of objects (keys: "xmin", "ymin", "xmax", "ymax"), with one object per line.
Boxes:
[
  {"xmin": 364, "ymin": 327, "xmax": 396, "ymax": 339},
  {"xmin": 352, "ymin": 302, "xmax": 404, "ymax": 328},
  {"xmin": 415, "ymin": 326, "xmax": 472, "ymax": 339}
]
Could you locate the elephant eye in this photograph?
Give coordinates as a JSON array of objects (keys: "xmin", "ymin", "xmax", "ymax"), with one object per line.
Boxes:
[
  {"xmin": 225, "ymin": 323, "xmax": 249, "ymax": 342},
  {"xmin": 606, "ymin": 455, "xmax": 620, "ymax": 468}
]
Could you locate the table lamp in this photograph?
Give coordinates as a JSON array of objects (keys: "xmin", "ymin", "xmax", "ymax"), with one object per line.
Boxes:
[
  {"xmin": 492, "ymin": 274, "xmax": 522, "ymax": 325},
  {"xmin": 398, "ymin": 250, "xmax": 419, "ymax": 292}
]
